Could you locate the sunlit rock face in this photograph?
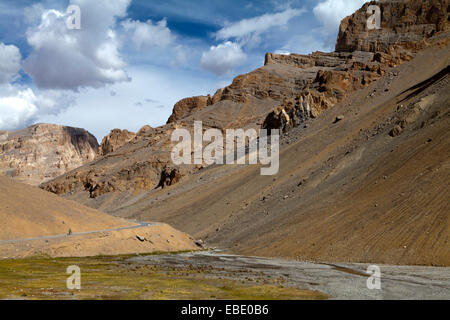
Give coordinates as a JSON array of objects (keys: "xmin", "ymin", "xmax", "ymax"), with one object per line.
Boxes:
[
  {"xmin": 335, "ymin": 0, "xmax": 449, "ymax": 53},
  {"xmin": 0, "ymin": 123, "xmax": 98, "ymax": 185}
]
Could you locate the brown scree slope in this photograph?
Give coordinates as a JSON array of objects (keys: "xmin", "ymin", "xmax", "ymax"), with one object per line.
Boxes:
[
  {"xmin": 41, "ymin": 0, "xmax": 450, "ymax": 265},
  {"xmin": 104, "ymin": 43, "xmax": 450, "ymax": 266}
]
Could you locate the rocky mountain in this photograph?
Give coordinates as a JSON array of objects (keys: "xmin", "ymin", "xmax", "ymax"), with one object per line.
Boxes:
[
  {"xmin": 0, "ymin": 124, "xmax": 99, "ymax": 185},
  {"xmin": 41, "ymin": 0, "xmax": 449, "ymax": 265}
]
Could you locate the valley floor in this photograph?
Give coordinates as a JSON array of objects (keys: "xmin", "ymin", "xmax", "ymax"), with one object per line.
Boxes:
[{"xmin": 1, "ymin": 251, "xmax": 449, "ymax": 300}]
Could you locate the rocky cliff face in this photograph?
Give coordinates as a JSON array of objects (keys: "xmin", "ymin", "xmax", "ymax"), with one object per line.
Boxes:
[
  {"xmin": 165, "ymin": 0, "xmax": 449, "ymax": 133},
  {"xmin": 42, "ymin": 0, "xmax": 449, "ymax": 210},
  {"xmin": 0, "ymin": 124, "xmax": 98, "ymax": 185},
  {"xmin": 98, "ymin": 129, "xmax": 136, "ymax": 156},
  {"xmin": 41, "ymin": 122, "xmax": 193, "ymax": 199},
  {"xmin": 336, "ymin": 0, "xmax": 449, "ymax": 53}
]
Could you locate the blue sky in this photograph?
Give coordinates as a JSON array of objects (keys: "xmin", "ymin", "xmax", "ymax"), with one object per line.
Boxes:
[{"xmin": 0, "ymin": 0, "xmax": 368, "ymax": 140}]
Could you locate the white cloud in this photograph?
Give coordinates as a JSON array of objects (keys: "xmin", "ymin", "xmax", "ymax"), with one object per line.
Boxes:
[
  {"xmin": 122, "ymin": 18, "xmax": 175, "ymax": 50},
  {"xmin": 23, "ymin": 3, "xmax": 45, "ymax": 24},
  {"xmin": 0, "ymin": 84, "xmax": 73, "ymax": 130},
  {"xmin": 313, "ymin": 0, "xmax": 368, "ymax": 34},
  {"xmin": 216, "ymin": 8, "xmax": 305, "ymax": 43},
  {"xmin": 0, "ymin": 0, "xmax": 131, "ymax": 130},
  {"xmin": 201, "ymin": 8, "xmax": 305, "ymax": 77},
  {"xmin": 0, "ymin": 43, "xmax": 22, "ymax": 84},
  {"xmin": 273, "ymin": 50, "xmax": 291, "ymax": 55},
  {"xmin": 23, "ymin": 0, "xmax": 131, "ymax": 90},
  {"xmin": 170, "ymin": 45, "xmax": 188, "ymax": 67},
  {"xmin": 275, "ymin": 29, "xmax": 331, "ymax": 55},
  {"xmin": 0, "ymin": 88, "xmax": 37, "ymax": 129},
  {"xmin": 36, "ymin": 65, "xmax": 223, "ymax": 139},
  {"xmin": 200, "ymin": 41, "xmax": 247, "ymax": 77}
]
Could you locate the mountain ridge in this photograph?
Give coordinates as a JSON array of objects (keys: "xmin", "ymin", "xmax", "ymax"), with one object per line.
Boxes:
[{"xmin": 4, "ymin": 0, "xmax": 449, "ymax": 265}]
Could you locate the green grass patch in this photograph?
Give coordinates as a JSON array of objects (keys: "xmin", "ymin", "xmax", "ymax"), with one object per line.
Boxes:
[{"xmin": 0, "ymin": 256, "xmax": 327, "ymax": 300}]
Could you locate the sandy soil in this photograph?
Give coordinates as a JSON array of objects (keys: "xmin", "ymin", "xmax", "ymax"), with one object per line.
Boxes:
[
  {"xmin": 0, "ymin": 176, "xmax": 136, "ymax": 239},
  {"xmin": 0, "ymin": 176, "xmax": 198, "ymax": 258},
  {"xmin": 0, "ymin": 224, "xmax": 198, "ymax": 259}
]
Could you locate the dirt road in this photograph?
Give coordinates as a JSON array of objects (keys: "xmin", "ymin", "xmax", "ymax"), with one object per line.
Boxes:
[{"xmin": 0, "ymin": 222, "xmax": 157, "ymax": 245}]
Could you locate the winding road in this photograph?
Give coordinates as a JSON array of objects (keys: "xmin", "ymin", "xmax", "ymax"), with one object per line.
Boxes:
[{"xmin": 0, "ymin": 221, "xmax": 158, "ymax": 245}]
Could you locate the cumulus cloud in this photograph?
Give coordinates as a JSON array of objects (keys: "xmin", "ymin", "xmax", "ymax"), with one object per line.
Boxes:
[
  {"xmin": 0, "ymin": 43, "xmax": 22, "ymax": 84},
  {"xmin": 122, "ymin": 18, "xmax": 174, "ymax": 50},
  {"xmin": 0, "ymin": 85, "xmax": 73, "ymax": 130},
  {"xmin": 216, "ymin": 8, "xmax": 305, "ymax": 43},
  {"xmin": 23, "ymin": 3, "xmax": 45, "ymax": 24},
  {"xmin": 313, "ymin": 0, "xmax": 368, "ymax": 34},
  {"xmin": 0, "ymin": 0, "xmax": 130, "ymax": 130},
  {"xmin": 200, "ymin": 7, "xmax": 304, "ymax": 76},
  {"xmin": 0, "ymin": 88, "xmax": 37, "ymax": 129},
  {"xmin": 200, "ymin": 41, "xmax": 247, "ymax": 77},
  {"xmin": 23, "ymin": 0, "xmax": 131, "ymax": 90}
]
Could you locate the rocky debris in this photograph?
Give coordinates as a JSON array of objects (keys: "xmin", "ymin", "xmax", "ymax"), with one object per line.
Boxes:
[
  {"xmin": 99, "ymin": 129, "xmax": 136, "ymax": 156},
  {"xmin": 136, "ymin": 235, "xmax": 145, "ymax": 242},
  {"xmin": 156, "ymin": 166, "xmax": 182, "ymax": 189},
  {"xmin": 263, "ymin": 95, "xmax": 312, "ymax": 132},
  {"xmin": 333, "ymin": 115, "xmax": 345, "ymax": 124},
  {"xmin": 195, "ymin": 239, "xmax": 204, "ymax": 248},
  {"xmin": 389, "ymin": 124, "xmax": 403, "ymax": 137},
  {"xmin": 0, "ymin": 124, "xmax": 98, "ymax": 185}
]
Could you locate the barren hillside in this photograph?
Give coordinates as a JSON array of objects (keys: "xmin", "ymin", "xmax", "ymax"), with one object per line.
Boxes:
[
  {"xmin": 40, "ymin": 0, "xmax": 450, "ymax": 265},
  {"xmin": 94, "ymin": 42, "xmax": 449, "ymax": 266},
  {"xmin": 0, "ymin": 176, "xmax": 197, "ymax": 258}
]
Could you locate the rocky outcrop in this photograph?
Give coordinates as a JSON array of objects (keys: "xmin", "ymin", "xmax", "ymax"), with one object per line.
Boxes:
[
  {"xmin": 41, "ymin": 122, "xmax": 195, "ymax": 199},
  {"xmin": 336, "ymin": 0, "xmax": 449, "ymax": 53},
  {"xmin": 98, "ymin": 129, "xmax": 136, "ymax": 156},
  {"xmin": 156, "ymin": 166, "xmax": 182, "ymax": 189},
  {"xmin": 166, "ymin": 90, "xmax": 225, "ymax": 124},
  {"xmin": 261, "ymin": 50, "xmax": 387, "ymax": 130},
  {"xmin": 42, "ymin": 0, "xmax": 449, "ymax": 211},
  {"xmin": 137, "ymin": 125, "xmax": 153, "ymax": 137},
  {"xmin": 263, "ymin": 92, "xmax": 334, "ymax": 132},
  {"xmin": 0, "ymin": 124, "xmax": 98, "ymax": 185},
  {"xmin": 167, "ymin": 96, "xmax": 210, "ymax": 124},
  {"xmin": 262, "ymin": 0, "xmax": 449, "ymax": 132}
]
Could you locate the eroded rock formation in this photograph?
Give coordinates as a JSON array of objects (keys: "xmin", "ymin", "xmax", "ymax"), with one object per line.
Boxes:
[
  {"xmin": 98, "ymin": 129, "xmax": 136, "ymax": 156},
  {"xmin": 0, "ymin": 124, "xmax": 98, "ymax": 185},
  {"xmin": 336, "ymin": 0, "xmax": 449, "ymax": 53}
]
